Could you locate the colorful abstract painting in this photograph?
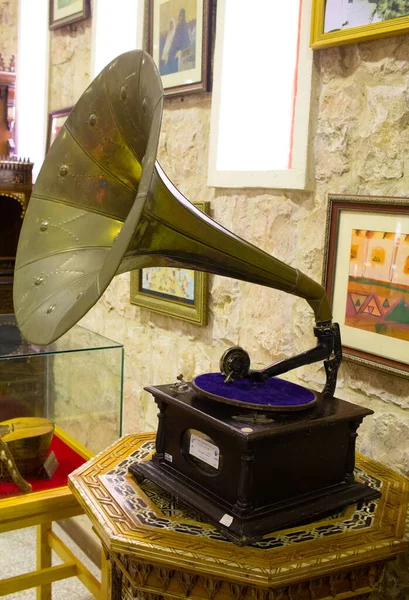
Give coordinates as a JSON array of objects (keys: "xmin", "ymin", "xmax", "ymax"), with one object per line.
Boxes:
[{"xmin": 346, "ymin": 229, "xmax": 409, "ymax": 342}]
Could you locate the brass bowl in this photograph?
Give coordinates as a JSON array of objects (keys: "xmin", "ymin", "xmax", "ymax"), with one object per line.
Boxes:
[{"xmin": 0, "ymin": 417, "xmax": 54, "ymax": 479}]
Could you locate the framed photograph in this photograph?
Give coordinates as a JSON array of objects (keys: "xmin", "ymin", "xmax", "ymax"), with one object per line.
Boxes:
[
  {"xmin": 323, "ymin": 194, "xmax": 409, "ymax": 378},
  {"xmin": 49, "ymin": 0, "xmax": 90, "ymax": 30},
  {"xmin": 148, "ymin": 0, "xmax": 212, "ymax": 96},
  {"xmin": 130, "ymin": 202, "xmax": 210, "ymax": 325},
  {"xmin": 46, "ymin": 107, "xmax": 72, "ymax": 152},
  {"xmin": 311, "ymin": 0, "xmax": 409, "ymax": 49}
]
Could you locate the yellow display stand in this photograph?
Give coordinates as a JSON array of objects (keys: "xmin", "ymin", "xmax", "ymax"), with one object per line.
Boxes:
[
  {"xmin": 70, "ymin": 433, "xmax": 409, "ymax": 600},
  {"xmin": 0, "ymin": 426, "xmax": 107, "ymax": 599}
]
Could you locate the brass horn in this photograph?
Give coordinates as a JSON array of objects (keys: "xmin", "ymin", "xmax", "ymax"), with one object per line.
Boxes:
[{"xmin": 13, "ymin": 50, "xmax": 341, "ymax": 392}]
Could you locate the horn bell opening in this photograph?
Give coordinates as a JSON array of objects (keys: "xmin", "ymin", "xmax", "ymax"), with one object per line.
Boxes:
[{"xmin": 13, "ymin": 50, "xmax": 163, "ymax": 345}]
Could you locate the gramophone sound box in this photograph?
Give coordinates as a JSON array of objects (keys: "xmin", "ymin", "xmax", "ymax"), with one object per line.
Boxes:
[{"xmin": 13, "ymin": 50, "xmax": 380, "ymax": 545}]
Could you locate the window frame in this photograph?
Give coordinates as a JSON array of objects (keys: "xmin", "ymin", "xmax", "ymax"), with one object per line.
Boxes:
[
  {"xmin": 207, "ymin": 0, "xmax": 313, "ymax": 190},
  {"xmin": 91, "ymin": 0, "xmax": 144, "ymax": 78},
  {"xmin": 16, "ymin": 0, "xmax": 50, "ymax": 180}
]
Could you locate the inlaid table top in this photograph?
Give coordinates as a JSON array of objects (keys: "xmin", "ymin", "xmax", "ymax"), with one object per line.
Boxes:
[{"xmin": 68, "ymin": 432, "xmax": 409, "ymax": 589}]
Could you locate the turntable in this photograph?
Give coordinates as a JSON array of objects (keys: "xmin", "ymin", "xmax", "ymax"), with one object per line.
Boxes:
[{"xmin": 12, "ymin": 49, "xmax": 380, "ymax": 545}]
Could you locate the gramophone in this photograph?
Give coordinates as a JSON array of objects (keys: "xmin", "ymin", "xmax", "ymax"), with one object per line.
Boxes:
[{"xmin": 13, "ymin": 50, "xmax": 379, "ymax": 545}]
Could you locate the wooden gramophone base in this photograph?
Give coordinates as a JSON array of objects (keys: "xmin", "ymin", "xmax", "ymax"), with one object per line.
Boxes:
[
  {"xmin": 130, "ymin": 459, "xmax": 379, "ymax": 546},
  {"xmin": 129, "ymin": 383, "xmax": 381, "ymax": 545}
]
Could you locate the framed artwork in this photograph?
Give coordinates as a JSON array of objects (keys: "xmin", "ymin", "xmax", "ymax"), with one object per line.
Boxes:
[
  {"xmin": 46, "ymin": 107, "xmax": 72, "ymax": 152},
  {"xmin": 148, "ymin": 0, "xmax": 212, "ymax": 96},
  {"xmin": 311, "ymin": 0, "xmax": 409, "ymax": 49},
  {"xmin": 323, "ymin": 194, "xmax": 409, "ymax": 378},
  {"xmin": 130, "ymin": 202, "xmax": 210, "ymax": 325},
  {"xmin": 49, "ymin": 0, "xmax": 90, "ymax": 30}
]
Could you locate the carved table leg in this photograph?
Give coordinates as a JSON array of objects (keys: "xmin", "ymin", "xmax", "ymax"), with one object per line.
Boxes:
[{"xmin": 100, "ymin": 547, "xmax": 111, "ymax": 600}]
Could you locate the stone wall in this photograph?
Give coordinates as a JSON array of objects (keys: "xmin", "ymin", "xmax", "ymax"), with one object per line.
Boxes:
[
  {"xmin": 0, "ymin": 1, "xmax": 17, "ymax": 65},
  {"xmin": 48, "ymin": 18, "xmax": 92, "ymax": 111},
  {"xmin": 312, "ymin": 40, "xmax": 409, "ymax": 599},
  {"xmin": 314, "ymin": 37, "xmax": 409, "ymax": 476}
]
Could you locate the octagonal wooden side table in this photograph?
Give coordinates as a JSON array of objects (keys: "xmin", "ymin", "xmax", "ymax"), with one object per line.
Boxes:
[{"xmin": 69, "ymin": 433, "xmax": 409, "ymax": 600}]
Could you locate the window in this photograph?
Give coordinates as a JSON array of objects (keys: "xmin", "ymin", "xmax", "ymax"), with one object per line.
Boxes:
[
  {"xmin": 16, "ymin": 0, "xmax": 49, "ymax": 180},
  {"xmin": 92, "ymin": 0, "xmax": 144, "ymax": 77},
  {"xmin": 208, "ymin": 0, "xmax": 313, "ymax": 190}
]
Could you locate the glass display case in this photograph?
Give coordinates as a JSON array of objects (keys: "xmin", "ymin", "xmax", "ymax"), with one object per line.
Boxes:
[{"xmin": 0, "ymin": 314, "xmax": 123, "ymax": 454}]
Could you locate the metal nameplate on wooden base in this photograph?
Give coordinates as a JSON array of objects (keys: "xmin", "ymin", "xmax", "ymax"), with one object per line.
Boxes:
[{"xmin": 129, "ymin": 381, "xmax": 380, "ymax": 546}]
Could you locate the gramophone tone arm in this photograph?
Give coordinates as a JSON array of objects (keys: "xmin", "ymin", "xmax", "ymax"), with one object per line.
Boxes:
[
  {"xmin": 252, "ymin": 323, "xmax": 342, "ymax": 397},
  {"xmin": 254, "ymin": 325, "xmax": 335, "ymax": 380},
  {"xmin": 220, "ymin": 324, "xmax": 342, "ymax": 398}
]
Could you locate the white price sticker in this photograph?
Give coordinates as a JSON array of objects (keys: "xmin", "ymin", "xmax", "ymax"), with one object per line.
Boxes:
[
  {"xmin": 164, "ymin": 453, "xmax": 173, "ymax": 463},
  {"xmin": 219, "ymin": 513, "xmax": 234, "ymax": 527},
  {"xmin": 189, "ymin": 434, "xmax": 220, "ymax": 469}
]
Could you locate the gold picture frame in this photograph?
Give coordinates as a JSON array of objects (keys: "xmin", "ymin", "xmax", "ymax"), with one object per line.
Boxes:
[
  {"xmin": 130, "ymin": 201, "xmax": 209, "ymax": 325},
  {"xmin": 323, "ymin": 194, "xmax": 409, "ymax": 378},
  {"xmin": 311, "ymin": 0, "xmax": 409, "ymax": 49}
]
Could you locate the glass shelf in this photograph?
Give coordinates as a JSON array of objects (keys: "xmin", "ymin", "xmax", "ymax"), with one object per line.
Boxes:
[{"xmin": 0, "ymin": 314, "xmax": 123, "ymax": 453}]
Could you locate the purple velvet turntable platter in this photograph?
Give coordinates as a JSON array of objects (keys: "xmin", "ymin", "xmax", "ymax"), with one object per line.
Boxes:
[{"xmin": 192, "ymin": 373, "xmax": 316, "ymax": 411}]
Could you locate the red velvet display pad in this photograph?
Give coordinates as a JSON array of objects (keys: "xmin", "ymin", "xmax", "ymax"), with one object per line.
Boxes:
[{"xmin": 0, "ymin": 434, "xmax": 87, "ymax": 497}]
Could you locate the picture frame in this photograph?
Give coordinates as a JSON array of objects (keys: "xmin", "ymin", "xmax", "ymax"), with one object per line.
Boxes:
[
  {"xmin": 323, "ymin": 194, "xmax": 409, "ymax": 378},
  {"xmin": 130, "ymin": 202, "xmax": 210, "ymax": 325},
  {"xmin": 46, "ymin": 107, "xmax": 72, "ymax": 152},
  {"xmin": 147, "ymin": 0, "xmax": 212, "ymax": 96},
  {"xmin": 311, "ymin": 0, "xmax": 409, "ymax": 49},
  {"xmin": 49, "ymin": 0, "xmax": 90, "ymax": 30}
]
